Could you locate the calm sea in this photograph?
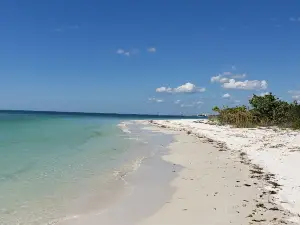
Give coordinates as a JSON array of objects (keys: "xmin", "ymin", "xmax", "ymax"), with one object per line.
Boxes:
[{"xmin": 0, "ymin": 111, "xmax": 198, "ymax": 225}]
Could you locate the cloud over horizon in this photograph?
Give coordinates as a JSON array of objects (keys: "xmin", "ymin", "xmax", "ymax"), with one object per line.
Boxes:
[
  {"xmin": 259, "ymin": 92, "xmax": 270, "ymax": 96},
  {"xmin": 211, "ymin": 74, "xmax": 230, "ymax": 83},
  {"xmin": 148, "ymin": 97, "xmax": 164, "ymax": 103},
  {"xmin": 211, "ymin": 72, "xmax": 247, "ymax": 83},
  {"xmin": 156, "ymin": 82, "xmax": 206, "ymax": 94},
  {"xmin": 222, "ymin": 93, "xmax": 231, "ymax": 98},
  {"xmin": 222, "ymin": 79, "xmax": 268, "ymax": 90},
  {"xmin": 288, "ymin": 90, "xmax": 300, "ymax": 100}
]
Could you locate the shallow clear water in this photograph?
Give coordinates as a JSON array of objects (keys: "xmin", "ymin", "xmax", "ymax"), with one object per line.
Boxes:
[{"xmin": 0, "ymin": 113, "xmax": 144, "ymax": 225}]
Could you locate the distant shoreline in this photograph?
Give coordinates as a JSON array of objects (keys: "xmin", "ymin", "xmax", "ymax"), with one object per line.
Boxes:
[{"xmin": 0, "ymin": 109, "xmax": 205, "ymax": 119}]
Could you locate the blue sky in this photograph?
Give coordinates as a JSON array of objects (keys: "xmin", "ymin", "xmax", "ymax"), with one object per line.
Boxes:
[{"xmin": 0, "ymin": 0, "xmax": 300, "ymax": 115}]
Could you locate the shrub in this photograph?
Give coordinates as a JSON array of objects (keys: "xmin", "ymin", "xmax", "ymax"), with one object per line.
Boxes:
[
  {"xmin": 216, "ymin": 105, "xmax": 256, "ymax": 128},
  {"xmin": 212, "ymin": 93, "xmax": 300, "ymax": 129}
]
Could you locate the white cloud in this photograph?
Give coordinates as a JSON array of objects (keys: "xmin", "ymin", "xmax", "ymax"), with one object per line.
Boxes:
[
  {"xmin": 116, "ymin": 49, "xmax": 131, "ymax": 56},
  {"xmin": 174, "ymin": 100, "xmax": 181, "ymax": 104},
  {"xmin": 211, "ymin": 73, "xmax": 246, "ymax": 83},
  {"xmin": 156, "ymin": 87, "xmax": 172, "ymax": 93},
  {"xmin": 156, "ymin": 82, "xmax": 205, "ymax": 94},
  {"xmin": 219, "ymin": 77, "xmax": 230, "ymax": 83},
  {"xmin": 259, "ymin": 92, "xmax": 270, "ymax": 96},
  {"xmin": 148, "ymin": 97, "xmax": 164, "ymax": 103},
  {"xmin": 222, "ymin": 79, "xmax": 268, "ymax": 90},
  {"xmin": 211, "ymin": 74, "xmax": 221, "ymax": 82},
  {"xmin": 147, "ymin": 47, "xmax": 156, "ymax": 53},
  {"xmin": 117, "ymin": 49, "xmax": 125, "ymax": 54},
  {"xmin": 222, "ymin": 93, "xmax": 231, "ymax": 98},
  {"xmin": 174, "ymin": 83, "xmax": 205, "ymax": 93},
  {"xmin": 211, "ymin": 74, "xmax": 229, "ymax": 83}
]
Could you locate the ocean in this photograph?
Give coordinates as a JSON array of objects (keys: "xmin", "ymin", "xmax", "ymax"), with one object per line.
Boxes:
[{"xmin": 0, "ymin": 111, "xmax": 198, "ymax": 225}]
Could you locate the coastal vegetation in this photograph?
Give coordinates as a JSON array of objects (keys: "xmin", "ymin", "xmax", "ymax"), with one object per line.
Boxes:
[{"xmin": 212, "ymin": 93, "xmax": 300, "ymax": 129}]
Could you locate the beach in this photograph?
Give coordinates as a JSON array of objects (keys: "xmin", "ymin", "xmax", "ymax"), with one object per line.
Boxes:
[
  {"xmin": 135, "ymin": 119, "xmax": 300, "ymax": 225},
  {"xmin": 2, "ymin": 115, "xmax": 300, "ymax": 225}
]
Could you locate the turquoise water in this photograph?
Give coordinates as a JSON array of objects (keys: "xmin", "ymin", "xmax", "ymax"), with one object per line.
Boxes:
[{"xmin": 0, "ymin": 113, "xmax": 142, "ymax": 225}]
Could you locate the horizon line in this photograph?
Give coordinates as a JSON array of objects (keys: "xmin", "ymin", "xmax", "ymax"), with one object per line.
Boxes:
[{"xmin": 0, "ymin": 109, "xmax": 201, "ymax": 118}]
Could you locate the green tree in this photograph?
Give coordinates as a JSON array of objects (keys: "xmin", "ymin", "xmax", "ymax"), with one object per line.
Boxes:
[{"xmin": 212, "ymin": 106, "xmax": 220, "ymax": 113}]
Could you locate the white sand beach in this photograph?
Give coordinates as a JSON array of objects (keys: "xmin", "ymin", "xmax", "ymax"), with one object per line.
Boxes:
[
  {"xmin": 54, "ymin": 119, "xmax": 300, "ymax": 225},
  {"xmin": 137, "ymin": 119, "xmax": 300, "ymax": 225}
]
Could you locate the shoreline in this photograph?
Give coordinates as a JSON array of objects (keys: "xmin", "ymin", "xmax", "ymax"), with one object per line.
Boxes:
[
  {"xmin": 55, "ymin": 121, "xmax": 177, "ymax": 225},
  {"xmin": 137, "ymin": 119, "xmax": 300, "ymax": 224},
  {"xmin": 55, "ymin": 119, "xmax": 299, "ymax": 225}
]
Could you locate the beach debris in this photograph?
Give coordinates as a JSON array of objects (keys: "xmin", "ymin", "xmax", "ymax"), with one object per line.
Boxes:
[
  {"xmin": 256, "ymin": 203, "xmax": 266, "ymax": 209},
  {"xmin": 269, "ymin": 207, "xmax": 279, "ymax": 211},
  {"xmin": 250, "ymin": 169, "xmax": 264, "ymax": 175},
  {"xmin": 269, "ymin": 144, "xmax": 286, "ymax": 148},
  {"xmin": 268, "ymin": 180, "xmax": 281, "ymax": 189},
  {"xmin": 252, "ymin": 218, "xmax": 266, "ymax": 222}
]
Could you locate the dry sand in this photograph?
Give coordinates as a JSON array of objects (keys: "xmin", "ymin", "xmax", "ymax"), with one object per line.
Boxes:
[{"xmin": 138, "ymin": 120, "xmax": 298, "ymax": 225}]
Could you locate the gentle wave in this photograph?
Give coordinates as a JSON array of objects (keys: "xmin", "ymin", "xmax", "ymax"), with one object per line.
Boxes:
[
  {"xmin": 113, "ymin": 156, "xmax": 147, "ymax": 185},
  {"xmin": 117, "ymin": 122, "xmax": 132, "ymax": 134}
]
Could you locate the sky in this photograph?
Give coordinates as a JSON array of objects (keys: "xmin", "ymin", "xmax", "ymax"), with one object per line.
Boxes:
[{"xmin": 0, "ymin": 0, "xmax": 300, "ymax": 115}]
